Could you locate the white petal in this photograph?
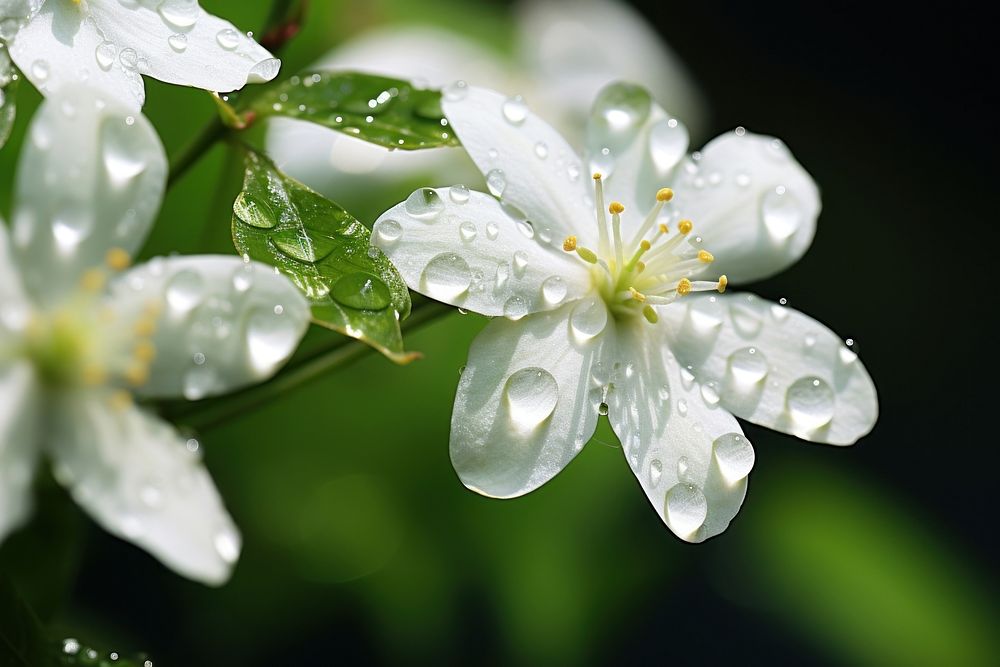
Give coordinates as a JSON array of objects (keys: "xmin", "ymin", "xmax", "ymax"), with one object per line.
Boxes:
[
  {"xmin": 373, "ymin": 187, "xmax": 592, "ymax": 318},
  {"xmin": 517, "ymin": 0, "xmax": 707, "ymax": 143},
  {"xmin": 107, "ymin": 255, "xmax": 311, "ymax": 401},
  {"xmin": 442, "ymin": 85, "xmax": 595, "ymax": 245},
  {"xmin": 661, "ymin": 292, "xmax": 877, "ymax": 445},
  {"xmin": 10, "ymin": 85, "xmax": 165, "ymax": 307},
  {"xmin": 8, "ymin": 0, "xmax": 276, "ymax": 110},
  {"xmin": 0, "ymin": 217, "xmax": 31, "ymax": 339},
  {"xmin": 670, "ymin": 131, "xmax": 821, "ymax": 283},
  {"xmin": 45, "ymin": 391, "xmax": 240, "ymax": 585},
  {"xmin": 0, "ymin": 360, "xmax": 41, "ymax": 542},
  {"xmin": 583, "ymin": 81, "xmax": 690, "ymax": 227},
  {"xmin": 450, "ymin": 300, "xmax": 614, "ymax": 498},
  {"xmin": 606, "ymin": 321, "xmax": 750, "ymax": 542}
]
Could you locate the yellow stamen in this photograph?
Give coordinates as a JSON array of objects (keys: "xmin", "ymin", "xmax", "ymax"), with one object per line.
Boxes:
[
  {"xmin": 717, "ymin": 275, "xmax": 728, "ymax": 293},
  {"xmin": 642, "ymin": 304, "xmax": 659, "ymax": 324},
  {"xmin": 134, "ymin": 341, "xmax": 157, "ymax": 363},
  {"xmin": 105, "ymin": 247, "xmax": 131, "ymax": 271},
  {"xmin": 80, "ymin": 269, "xmax": 106, "ymax": 292},
  {"xmin": 636, "ymin": 261, "xmax": 646, "ymax": 273},
  {"xmin": 629, "ymin": 287, "xmax": 646, "ymax": 302},
  {"xmin": 656, "ymin": 188, "xmax": 674, "ymax": 202},
  {"xmin": 563, "ymin": 235, "xmax": 578, "ymax": 252},
  {"xmin": 658, "ymin": 223, "xmax": 669, "ymax": 234},
  {"xmin": 108, "ymin": 391, "xmax": 133, "ymax": 412},
  {"xmin": 697, "ymin": 249, "xmax": 715, "ymax": 263},
  {"xmin": 124, "ymin": 364, "xmax": 149, "ymax": 387},
  {"xmin": 82, "ymin": 364, "xmax": 107, "ymax": 386},
  {"xmin": 609, "ymin": 201, "xmax": 625, "ymax": 215},
  {"xmin": 677, "ymin": 219, "xmax": 693, "ymax": 235},
  {"xmin": 640, "ymin": 239, "xmax": 652, "ymax": 252},
  {"xmin": 676, "ymin": 278, "xmax": 692, "ymax": 296},
  {"xmin": 592, "ymin": 172, "xmax": 603, "ymax": 180},
  {"xmin": 134, "ymin": 317, "xmax": 157, "ymax": 337}
]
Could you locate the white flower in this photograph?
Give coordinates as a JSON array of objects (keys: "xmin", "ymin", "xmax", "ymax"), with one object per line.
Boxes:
[
  {"xmin": 266, "ymin": 0, "xmax": 705, "ymax": 200},
  {"xmin": 0, "ymin": 0, "xmax": 279, "ymax": 110},
  {"xmin": 0, "ymin": 85, "xmax": 310, "ymax": 582},
  {"xmin": 372, "ymin": 83, "xmax": 878, "ymax": 541}
]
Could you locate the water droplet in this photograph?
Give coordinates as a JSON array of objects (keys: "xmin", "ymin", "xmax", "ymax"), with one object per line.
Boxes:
[
  {"xmin": 157, "ymin": 0, "xmax": 200, "ymax": 28},
  {"xmin": 422, "ymin": 253, "xmax": 471, "ymax": 300},
  {"xmin": 119, "ymin": 47, "xmax": 138, "ymax": 71},
  {"xmin": 139, "ymin": 481, "xmax": 164, "ymax": 509},
  {"xmin": 192, "ymin": 351, "xmax": 206, "ymax": 366},
  {"xmin": 729, "ymin": 300, "xmax": 764, "ymax": 337},
  {"xmin": 442, "ymin": 80, "xmax": 468, "ymax": 101},
  {"xmin": 486, "ymin": 169, "xmax": 506, "ymax": 197},
  {"xmin": 700, "ymin": 382, "xmax": 721, "ymax": 407},
  {"xmin": 598, "ymin": 402, "xmax": 609, "ymax": 416},
  {"xmin": 459, "ymin": 221, "xmax": 477, "ymax": 242},
  {"xmin": 516, "ymin": 220, "xmax": 534, "ymax": 240},
  {"xmin": 0, "ymin": 18, "xmax": 20, "ymax": 42},
  {"xmin": 375, "ymin": 219, "xmax": 402, "ymax": 244},
  {"xmin": 245, "ymin": 306, "xmax": 300, "ymax": 376},
  {"xmin": 183, "ymin": 364, "xmax": 216, "ymax": 400},
  {"xmin": 62, "ymin": 639, "xmax": 81, "ymax": 655},
  {"xmin": 727, "ymin": 347, "xmax": 769, "ymax": 387},
  {"xmin": 804, "ymin": 334, "xmax": 817, "ymax": 348},
  {"xmin": 839, "ymin": 345, "xmax": 858, "ymax": 365},
  {"xmin": 786, "ymin": 377, "xmax": 835, "ymax": 430},
  {"xmin": 512, "ymin": 251, "xmax": 529, "ymax": 277},
  {"xmin": 770, "ymin": 303, "xmax": 789, "ymax": 322},
  {"xmin": 570, "ymin": 298, "xmax": 607, "ymax": 340},
  {"xmin": 233, "ymin": 192, "xmax": 276, "ymax": 229},
  {"xmin": 503, "ymin": 295, "xmax": 529, "ymax": 320},
  {"xmin": 331, "ymin": 273, "xmax": 391, "ymax": 310},
  {"xmin": 485, "ymin": 222, "xmax": 499, "ymax": 240},
  {"xmin": 541, "ymin": 276, "xmax": 567, "ymax": 305},
  {"xmin": 168, "ymin": 33, "xmax": 188, "ymax": 52},
  {"xmin": 534, "ymin": 142, "xmax": 549, "ymax": 159},
  {"xmin": 248, "ymin": 58, "xmax": 281, "ymax": 82},
  {"xmin": 165, "ymin": 269, "xmax": 204, "ymax": 312},
  {"xmin": 494, "ymin": 262, "xmax": 510, "ymax": 290},
  {"xmin": 504, "ymin": 367, "xmax": 558, "ymax": 429},
  {"xmin": 680, "ymin": 366, "xmax": 696, "ymax": 389},
  {"xmin": 31, "ymin": 59, "xmax": 49, "ymax": 82},
  {"xmin": 649, "ymin": 459, "xmax": 663, "ymax": 486},
  {"xmin": 216, "ymin": 28, "xmax": 241, "ymax": 50},
  {"xmin": 676, "ymin": 398, "xmax": 688, "ymax": 416},
  {"xmin": 214, "ymin": 528, "xmax": 240, "ymax": 564},
  {"xmin": 501, "ymin": 95, "xmax": 529, "ymax": 125},
  {"xmin": 735, "ymin": 172, "xmax": 751, "ymax": 187},
  {"xmin": 665, "ymin": 483, "xmax": 708, "ymax": 537},
  {"xmin": 404, "ymin": 188, "xmax": 444, "ymax": 219},
  {"xmin": 449, "ymin": 184, "xmax": 470, "ymax": 204},
  {"xmin": 761, "ymin": 186, "xmax": 804, "ymax": 241},
  {"xmin": 713, "ymin": 433, "xmax": 755, "ymax": 482},
  {"xmin": 649, "ymin": 116, "xmax": 688, "ymax": 172}
]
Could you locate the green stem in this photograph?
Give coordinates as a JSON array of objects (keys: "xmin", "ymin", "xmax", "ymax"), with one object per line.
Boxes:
[
  {"xmin": 166, "ymin": 116, "xmax": 227, "ymax": 188},
  {"xmin": 171, "ymin": 300, "xmax": 452, "ymax": 432}
]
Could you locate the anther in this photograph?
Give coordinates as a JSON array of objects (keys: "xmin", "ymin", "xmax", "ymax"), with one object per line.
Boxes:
[
  {"xmin": 609, "ymin": 201, "xmax": 625, "ymax": 215},
  {"xmin": 640, "ymin": 240, "xmax": 652, "ymax": 252},
  {"xmin": 642, "ymin": 305, "xmax": 659, "ymax": 324},
  {"xmin": 656, "ymin": 188, "xmax": 674, "ymax": 202},
  {"xmin": 676, "ymin": 278, "xmax": 692, "ymax": 296},
  {"xmin": 697, "ymin": 249, "xmax": 714, "ymax": 263},
  {"xmin": 717, "ymin": 275, "xmax": 728, "ymax": 293},
  {"xmin": 134, "ymin": 317, "xmax": 157, "ymax": 337},
  {"xmin": 108, "ymin": 391, "xmax": 133, "ymax": 412},
  {"xmin": 576, "ymin": 247, "xmax": 598, "ymax": 264},
  {"xmin": 636, "ymin": 261, "xmax": 646, "ymax": 273},
  {"xmin": 105, "ymin": 247, "xmax": 131, "ymax": 271},
  {"xmin": 80, "ymin": 269, "xmax": 106, "ymax": 292},
  {"xmin": 82, "ymin": 365, "xmax": 108, "ymax": 386},
  {"xmin": 629, "ymin": 287, "xmax": 646, "ymax": 302},
  {"xmin": 677, "ymin": 219, "xmax": 693, "ymax": 235},
  {"xmin": 124, "ymin": 364, "xmax": 149, "ymax": 387},
  {"xmin": 134, "ymin": 341, "xmax": 157, "ymax": 363},
  {"xmin": 563, "ymin": 236, "xmax": 578, "ymax": 252},
  {"xmin": 593, "ymin": 172, "xmax": 603, "ymax": 180},
  {"xmin": 658, "ymin": 223, "xmax": 669, "ymax": 234}
]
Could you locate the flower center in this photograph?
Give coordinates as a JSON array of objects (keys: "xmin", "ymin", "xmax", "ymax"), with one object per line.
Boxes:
[{"xmin": 563, "ymin": 173, "xmax": 727, "ymax": 323}]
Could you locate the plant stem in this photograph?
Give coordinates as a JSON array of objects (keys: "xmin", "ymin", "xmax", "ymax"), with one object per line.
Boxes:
[
  {"xmin": 166, "ymin": 116, "xmax": 227, "ymax": 188},
  {"xmin": 172, "ymin": 300, "xmax": 452, "ymax": 432}
]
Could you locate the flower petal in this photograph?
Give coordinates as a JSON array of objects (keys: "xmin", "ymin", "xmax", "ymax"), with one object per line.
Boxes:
[
  {"xmin": 442, "ymin": 85, "xmax": 595, "ymax": 245},
  {"xmin": 107, "ymin": 255, "xmax": 311, "ymax": 401},
  {"xmin": 518, "ymin": 0, "xmax": 707, "ymax": 143},
  {"xmin": 45, "ymin": 391, "xmax": 241, "ymax": 585},
  {"xmin": 0, "ymin": 216, "xmax": 30, "ymax": 335},
  {"xmin": 450, "ymin": 300, "xmax": 614, "ymax": 498},
  {"xmin": 10, "ymin": 85, "xmax": 165, "ymax": 307},
  {"xmin": 0, "ymin": 360, "xmax": 41, "ymax": 543},
  {"xmin": 373, "ymin": 187, "xmax": 592, "ymax": 318},
  {"xmin": 606, "ymin": 322, "xmax": 750, "ymax": 542},
  {"xmin": 670, "ymin": 131, "xmax": 821, "ymax": 283},
  {"xmin": 8, "ymin": 0, "xmax": 276, "ymax": 110},
  {"xmin": 583, "ymin": 81, "xmax": 690, "ymax": 227},
  {"xmin": 661, "ymin": 292, "xmax": 877, "ymax": 445}
]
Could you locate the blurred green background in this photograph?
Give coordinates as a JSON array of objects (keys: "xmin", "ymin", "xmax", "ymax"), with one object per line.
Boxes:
[{"xmin": 2, "ymin": 0, "xmax": 997, "ymax": 665}]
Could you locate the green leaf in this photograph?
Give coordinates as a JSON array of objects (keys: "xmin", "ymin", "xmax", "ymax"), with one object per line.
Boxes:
[
  {"xmin": 232, "ymin": 148, "xmax": 417, "ymax": 363},
  {"xmin": 0, "ymin": 576, "xmax": 53, "ymax": 667},
  {"xmin": 251, "ymin": 70, "xmax": 460, "ymax": 150},
  {"xmin": 1, "ymin": 44, "xmax": 18, "ymax": 151}
]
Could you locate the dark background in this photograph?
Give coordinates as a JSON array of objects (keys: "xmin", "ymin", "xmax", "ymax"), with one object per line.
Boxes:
[{"xmin": 1, "ymin": 0, "xmax": 996, "ymax": 665}]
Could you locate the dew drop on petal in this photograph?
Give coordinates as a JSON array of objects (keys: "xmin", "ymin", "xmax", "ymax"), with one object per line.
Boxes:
[
  {"xmin": 165, "ymin": 269, "xmax": 204, "ymax": 313},
  {"xmin": 648, "ymin": 116, "xmax": 688, "ymax": 172},
  {"xmin": 503, "ymin": 295, "xmax": 529, "ymax": 320},
  {"xmin": 167, "ymin": 33, "xmax": 188, "ymax": 52},
  {"xmin": 216, "ymin": 28, "xmax": 241, "ymax": 50},
  {"xmin": 541, "ymin": 276, "xmax": 567, "ymax": 305},
  {"xmin": 485, "ymin": 222, "xmax": 499, "ymax": 240},
  {"xmin": 727, "ymin": 346, "xmax": 769, "ymax": 387},
  {"xmin": 442, "ymin": 80, "xmax": 468, "ymax": 101},
  {"xmin": 534, "ymin": 142, "xmax": 549, "ymax": 159},
  {"xmin": 665, "ymin": 483, "xmax": 707, "ymax": 537},
  {"xmin": 570, "ymin": 297, "xmax": 607, "ymax": 340},
  {"xmin": 374, "ymin": 219, "xmax": 402, "ymax": 245},
  {"xmin": 459, "ymin": 221, "xmax": 477, "ymax": 242},
  {"xmin": 761, "ymin": 186, "xmax": 803, "ymax": 241},
  {"xmin": 700, "ymin": 381, "xmax": 721, "ymax": 407},
  {"xmin": 449, "ymin": 184, "xmax": 470, "ymax": 204},
  {"xmin": 504, "ymin": 367, "xmax": 558, "ymax": 429},
  {"xmin": 248, "ymin": 58, "xmax": 281, "ymax": 82},
  {"xmin": 486, "ymin": 169, "xmax": 506, "ymax": 197},
  {"xmin": 119, "ymin": 48, "xmax": 138, "ymax": 71},
  {"xmin": 501, "ymin": 95, "xmax": 529, "ymax": 125},
  {"xmin": 404, "ymin": 188, "xmax": 444, "ymax": 219},
  {"xmin": 245, "ymin": 306, "xmax": 300, "ymax": 376},
  {"xmin": 512, "ymin": 251, "xmax": 529, "ymax": 277},
  {"xmin": 31, "ymin": 59, "xmax": 49, "ymax": 82},
  {"xmin": 649, "ymin": 459, "xmax": 663, "ymax": 486},
  {"xmin": 422, "ymin": 253, "xmax": 471, "ymax": 300},
  {"xmin": 786, "ymin": 377, "xmax": 835, "ymax": 430},
  {"xmin": 713, "ymin": 433, "xmax": 755, "ymax": 482}
]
